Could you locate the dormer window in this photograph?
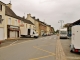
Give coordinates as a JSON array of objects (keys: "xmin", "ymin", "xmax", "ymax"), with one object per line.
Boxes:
[{"xmin": 0, "ymin": 4, "xmax": 2, "ymax": 11}]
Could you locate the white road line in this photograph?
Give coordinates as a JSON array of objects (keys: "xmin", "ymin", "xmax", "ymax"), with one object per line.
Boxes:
[
  {"xmin": 9, "ymin": 40, "xmax": 18, "ymax": 45},
  {"xmin": 0, "ymin": 40, "xmax": 32, "ymax": 49},
  {"xmin": 67, "ymin": 57, "xmax": 80, "ymax": 59}
]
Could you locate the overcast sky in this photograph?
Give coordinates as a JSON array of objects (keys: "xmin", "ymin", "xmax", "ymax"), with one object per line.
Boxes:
[{"xmin": 1, "ymin": 0, "xmax": 80, "ymax": 30}]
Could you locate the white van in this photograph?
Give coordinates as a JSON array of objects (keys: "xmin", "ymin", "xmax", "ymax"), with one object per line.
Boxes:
[
  {"xmin": 21, "ymin": 28, "xmax": 39, "ymax": 38},
  {"xmin": 59, "ymin": 28, "xmax": 68, "ymax": 39},
  {"xmin": 31, "ymin": 29, "xmax": 39, "ymax": 38},
  {"xmin": 70, "ymin": 25, "xmax": 80, "ymax": 52}
]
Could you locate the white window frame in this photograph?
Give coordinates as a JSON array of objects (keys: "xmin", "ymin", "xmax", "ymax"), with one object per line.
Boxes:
[
  {"xmin": 8, "ymin": 18, "xmax": 11, "ymax": 25},
  {"xmin": 15, "ymin": 20, "xmax": 17, "ymax": 25}
]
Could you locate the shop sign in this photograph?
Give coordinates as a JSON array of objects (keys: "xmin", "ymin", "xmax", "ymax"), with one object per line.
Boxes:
[{"xmin": 10, "ymin": 26, "xmax": 19, "ymax": 29}]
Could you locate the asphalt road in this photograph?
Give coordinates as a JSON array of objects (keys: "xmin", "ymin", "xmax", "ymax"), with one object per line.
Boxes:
[{"xmin": 0, "ymin": 35, "xmax": 57, "ymax": 60}]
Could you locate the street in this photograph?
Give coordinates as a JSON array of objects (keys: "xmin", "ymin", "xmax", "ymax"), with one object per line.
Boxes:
[
  {"xmin": 0, "ymin": 35, "xmax": 80, "ymax": 60},
  {"xmin": 0, "ymin": 35, "xmax": 57, "ymax": 60}
]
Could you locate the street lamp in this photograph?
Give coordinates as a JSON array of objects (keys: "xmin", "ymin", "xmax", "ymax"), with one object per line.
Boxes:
[{"xmin": 58, "ymin": 20, "xmax": 64, "ymax": 28}]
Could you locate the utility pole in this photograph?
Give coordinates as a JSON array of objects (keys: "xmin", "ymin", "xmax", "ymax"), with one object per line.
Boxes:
[{"xmin": 58, "ymin": 20, "xmax": 64, "ymax": 28}]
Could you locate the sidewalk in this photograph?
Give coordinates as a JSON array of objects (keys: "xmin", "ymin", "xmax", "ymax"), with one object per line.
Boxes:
[{"xmin": 6, "ymin": 37, "xmax": 36, "ymax": 40}]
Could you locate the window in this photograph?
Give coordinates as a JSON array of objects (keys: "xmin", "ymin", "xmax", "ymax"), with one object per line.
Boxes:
[
  {"xmin": 0, "ymin": 4, "xmax": 2, "ymax": 11},
  {"xmin": 0, "ymin": 15, "xmax": 2, "ymax": 23},
  {"xmin": 15, "ymin": 20, "xmax": 17, "ymax": 25},
  {"xmin": 60, "ymin": 31, "xmax": 67, "ymax": 34},
  {"xmin": 29, "ymin": 25, "xmax": 31, "ymax": 28},
  {"xmin": 8, "ymin": 18, "xmax": 11, "ymax": 25},
  {"xmin": 26, "ymin": 24, "xmax": 27, "ymax": 27},
  {"xmin": 33, "ymin": 32, "xmax": 35, "ymax": 34}
]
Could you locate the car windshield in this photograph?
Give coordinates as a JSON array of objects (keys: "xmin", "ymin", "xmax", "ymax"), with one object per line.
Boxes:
[{"xmin": 60, "ymin": 31, "xmax": 67, "ymax": 34}]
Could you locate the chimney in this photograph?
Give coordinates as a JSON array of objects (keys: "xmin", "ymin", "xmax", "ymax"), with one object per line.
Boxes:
[
  {"xmin": 23, "ymin": 16, "xmax": 25, "ymax": 19},
  {"xmin": 6, "ymin": 2, "xmax": 12, "ymax": 9},
  {"xmin": 27, "ymin": 13, "xmax": 31, "ymax": 20}
]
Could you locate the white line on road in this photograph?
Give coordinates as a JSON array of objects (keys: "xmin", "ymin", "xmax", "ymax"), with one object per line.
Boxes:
[
  {"xmin": 0, "ymin": 40, "xmax": 32, "ymax": 49},
  {"xmin": 9, "ymin": 40, "xmax": 18, "ymax": 45}
]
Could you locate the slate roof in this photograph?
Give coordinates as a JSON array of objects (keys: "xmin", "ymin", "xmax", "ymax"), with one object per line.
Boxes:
[
  {"xmin": 17, "ymin": 16, "xmax": 34, "ymax": 25},
  {"xmin": 63, "ymin": 23, "xmax": 72, "ymax": 27},
  {"xmin": 5, "ymin": 5, "xmax": 34, "ymax": 25},
  {"xmin": 5, "ymin": 6, "xmax": 17, "ymax": 18},
  {"xmin": 24, "ymin": 19, "xmax": 34, "ymax": 25},
  {"xmin": 72, "ymin": 19, "xmax": 80, "ymax": 25}
]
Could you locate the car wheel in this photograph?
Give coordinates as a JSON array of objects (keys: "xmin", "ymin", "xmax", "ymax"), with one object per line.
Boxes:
[{"xmin": 70, "ymin": 45, "xmax": 74, "ymax": 53}]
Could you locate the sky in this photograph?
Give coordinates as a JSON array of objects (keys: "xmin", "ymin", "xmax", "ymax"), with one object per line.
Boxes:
[{"xmin": 1, "ymin": 0, "xmax": 80, "ymax": 30}]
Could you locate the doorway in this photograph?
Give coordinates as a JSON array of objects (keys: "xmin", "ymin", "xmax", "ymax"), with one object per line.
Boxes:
[{"xmin": 28, "ymin": 29, "xmax": 30, "ymax": 35}]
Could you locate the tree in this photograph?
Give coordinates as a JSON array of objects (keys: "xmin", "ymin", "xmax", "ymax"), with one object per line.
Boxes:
[
  {"xmin": 55, "ymin": 30, "xmax": 59, "ymax": 33},
  {"xmin": 51, "ymin": 27, "xmax": 55, "ymax": 33}
]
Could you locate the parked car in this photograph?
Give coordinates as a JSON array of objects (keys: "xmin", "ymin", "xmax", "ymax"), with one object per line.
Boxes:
[{"xmin": 42, "ymin": 33, "xmax": 47, "ymax": 36}]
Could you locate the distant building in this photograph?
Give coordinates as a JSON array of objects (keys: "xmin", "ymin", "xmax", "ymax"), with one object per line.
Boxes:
[
  {"xmin": 39, "ymin": 21, "xmax": 47, "ymax": 36},
  {"xmin": 27, "ymin": 14, "xmax": 40, "ymax": 35}
]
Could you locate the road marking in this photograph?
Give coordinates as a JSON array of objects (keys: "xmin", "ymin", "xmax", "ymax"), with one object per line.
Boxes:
[
  {"xmin": 33, "ymin": 46, "xmax": 55, "ymax": 55},
  {"xmin": 0, "ymin": 40, "xmax": 32, "ymax": 49},
  {"xmin": 67, "ymin": 56, "xmax": 80, "ymax": 59},
  {"xmin": 37, "ymin": 43, "xmax": 54, "ymax": 47},
  {"xmin": 29, "ymin": 55, "xmax": 53, "ymax": 60},
  {"xmin": 9, "ymin": 40, "xmax": 18, "ymax": 45}
]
